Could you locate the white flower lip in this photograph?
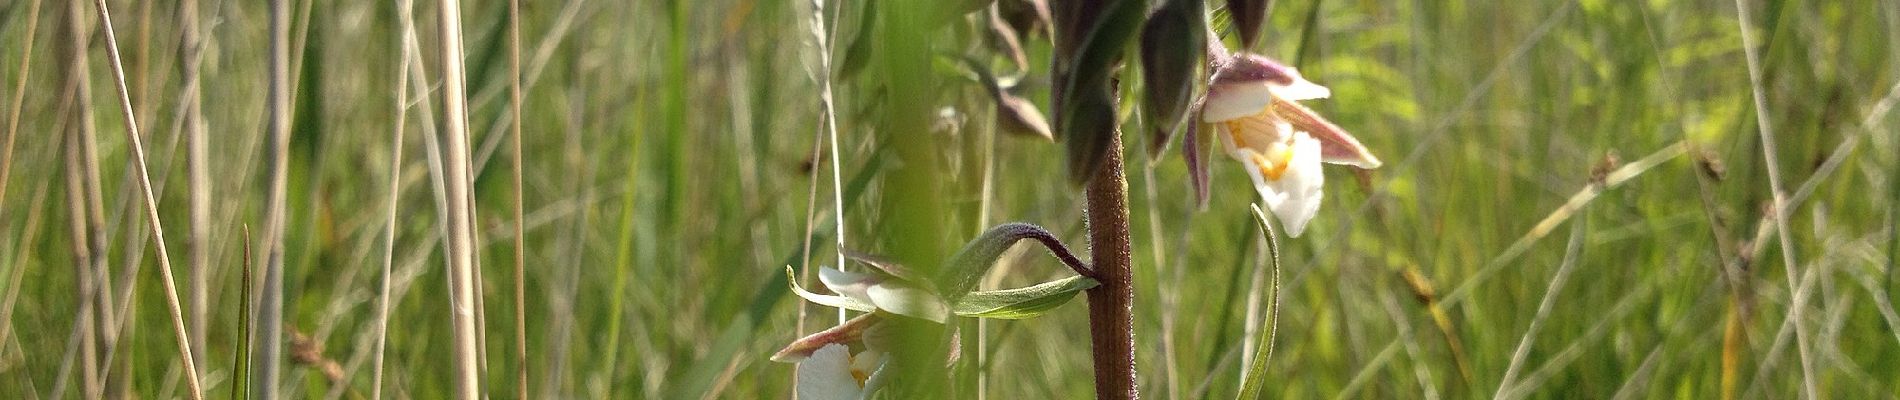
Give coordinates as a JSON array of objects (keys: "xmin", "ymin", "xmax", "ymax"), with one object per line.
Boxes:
[
  {"xmin": 1261, "ymin": 132, "xmax": 1324, "ymax": 237},
  {"xmin": 796, "ymin": 344, "xmax": 867, "ymax": 400}
]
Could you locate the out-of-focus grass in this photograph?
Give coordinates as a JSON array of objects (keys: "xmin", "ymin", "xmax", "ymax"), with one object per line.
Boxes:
[{"xmin": 0, "ymin": 0, "xmax": 1897, "ymax": 398}]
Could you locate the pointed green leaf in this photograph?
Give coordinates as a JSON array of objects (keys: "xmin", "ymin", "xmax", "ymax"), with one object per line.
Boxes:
[
  {"xmin": 951, "ymin": 275, "xmax": 1099, "ymax": 319},
  {"xmin": 1236, "ymin": 204, "xmax": 1284, "ymax": 400}
]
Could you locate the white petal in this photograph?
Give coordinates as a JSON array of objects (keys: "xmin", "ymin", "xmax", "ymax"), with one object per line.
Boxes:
[
  {"xmin": 866, "ymin": 283, "xmax": 949, "ymax": 323},
  {"xmin": 818, "ymin": 267, "xmax": 879, "ymax": 304},
  {"xmin": 1262, "ymin": 133, "xmax": 1325, "ymax": 237},
  {"xmin": 1267, "ymin": 78, "xmax": 1331, "ymax": 101},
  {"xmin": 797, "ymin": 344, "xmax": 865, "ymax": 400},
  {"xmin": 850, "ymin": 350, "xmax": 884, "ymax": 377},
  {"xmin": 1202, "ymin": 82, "xmax": 1275, "ymax": 122}
]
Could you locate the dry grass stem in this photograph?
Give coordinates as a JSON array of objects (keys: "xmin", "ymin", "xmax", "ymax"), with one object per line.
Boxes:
[{"xmin": 88, "ymin": 0, "xmax": 203, "ymax": 397}]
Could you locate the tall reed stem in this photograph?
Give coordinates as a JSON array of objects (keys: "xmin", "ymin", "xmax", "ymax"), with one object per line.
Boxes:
[
  {"xmin": 1085, "ymin": 132, "xmax": 1136, "ymax": 399},
  {"xmin": 436, "ymin": 0, "xmax": 485, "ymax": 396},
  {"xmin": 251, "ymin": 0, "xmax": 293, "ymax": 396}
]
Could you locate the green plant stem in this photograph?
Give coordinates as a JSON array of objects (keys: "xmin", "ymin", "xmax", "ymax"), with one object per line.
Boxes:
[{"xmin": 1085, "ymin": 131, "xmax": 1136, "ymax": 400}]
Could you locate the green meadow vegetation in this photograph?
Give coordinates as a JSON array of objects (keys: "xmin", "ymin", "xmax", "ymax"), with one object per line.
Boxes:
[{"xmin": 1, "ymin": 0, "xmax": 1897, "ymax": 398}]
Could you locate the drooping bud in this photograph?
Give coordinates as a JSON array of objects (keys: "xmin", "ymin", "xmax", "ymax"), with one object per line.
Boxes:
[
  {"xmin": 996, "ymin": 93, "xmax": 1055, "ymax": 140},
  {"xmin": 997, "ymin": 0, "xmax": 1053, "ymax": 39},
  {"xmin": 1226, "ymin": 0, "xmax": 1271, "ymax": 50},
  {"xmin": 986, "ymin": 6, "xmax": 1031, "ymax": 73},
  {"xmin": 1051, "ymin": 0, "xmax": 1144, "ymax": 184},
  {"xmin": 964, "ymin": 55, "xmax": 1054, "ymax": 141},
  {"xmin": 1139, "ymin": 0, "xmax": 1206, "ymax": 158}
]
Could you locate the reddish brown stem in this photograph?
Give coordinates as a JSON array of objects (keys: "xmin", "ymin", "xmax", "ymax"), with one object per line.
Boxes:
[{"xmin": 1085, "ymin": 131, "xmax": 1136, "ymax": 399}]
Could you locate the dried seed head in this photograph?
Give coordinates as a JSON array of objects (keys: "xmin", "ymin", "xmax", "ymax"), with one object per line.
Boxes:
[
  {"xmin": 1696, "ymin": 149, "xmax": 1727, "ymax": 182},
  {"xmin": 1590, "ymin": 151, "xmax": 1621, "ymax": 187}
]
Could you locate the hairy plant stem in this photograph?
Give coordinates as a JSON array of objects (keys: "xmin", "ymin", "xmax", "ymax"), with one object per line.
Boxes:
[{"xmin": 1085, "ymin": 131, "xmax": 1136, "ymax": 400}]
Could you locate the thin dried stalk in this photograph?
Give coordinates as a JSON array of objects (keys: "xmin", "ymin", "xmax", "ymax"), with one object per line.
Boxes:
[
  {"xmin": 372, "ymin": 1, "xmax": 419, "ymax": 398},
  {"xmin": 53, "ymin": 1, "xmax": 109, "ymax": 397},
  {"xmin": 436, "ymin": 0, "xmax": 486, "ymax": 395},
  {"xmin": 1731, "ymin": 0, "xmax": 1817, "ymax": 397},
  {"xmin": 88, "ymin": 0, "xmax": 204, "ymax": 397}
]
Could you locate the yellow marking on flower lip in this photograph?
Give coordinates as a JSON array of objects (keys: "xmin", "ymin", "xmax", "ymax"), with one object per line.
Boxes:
[{"xmin": 1251, "ymin": 147, "xmax": 1293, "ymax": 181}]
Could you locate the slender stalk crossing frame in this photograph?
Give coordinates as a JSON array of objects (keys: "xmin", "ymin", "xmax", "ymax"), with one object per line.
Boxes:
[{"xmin": 89, "ymin": 0, "xmax": 204, "ymax": 397}]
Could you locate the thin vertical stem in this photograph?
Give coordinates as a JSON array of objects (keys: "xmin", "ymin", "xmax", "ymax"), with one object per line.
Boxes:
[
  {"xmin": 56, "ymin": 1, "xmax": 108, "ymax": 398},
  {"xmin": 176, "ymin": 0, "xmax": 212, "ymax": 377},
  {"xmin": 508, "ymin": 0, "xmax": 530, "ymax": 396},
  {"xmin": 89, "ymin": 0, "xmax": 203, "ymax": 397},
  {"xmin": 1085, "ymin": 132, "xmax": 1137, "ymax": 400},
  {"xmin": 436, "ymin": 0, "xmax": 485, "ymax": 395},
  {"xmin": 372, "ymin": 0, "xmax": 417, "ymax": 396},
  {"xmin": 1731, "ymin": 0, "xmax": 1818, "ymax": 398},
  {"xmin": 0, "ymin": 0, "xmax": 42, "ymax": 220},
  {"xmin": 252, "ymin": 0, "xmax": 294, "ymax": 395}
]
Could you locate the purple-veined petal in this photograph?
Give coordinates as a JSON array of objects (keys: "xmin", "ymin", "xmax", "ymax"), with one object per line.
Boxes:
[
  {"xmin": 1273, "ymin": 98, "xmax": 1381, "ymax": 169},
  {"xmin": 772, "ymin": 313, "xmax": 882, "ymax": 363}
]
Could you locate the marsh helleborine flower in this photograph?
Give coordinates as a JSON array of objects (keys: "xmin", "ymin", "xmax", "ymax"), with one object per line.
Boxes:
[
  {"xmin": 773, "ymin": 314, "xmax": 890, "ymax": 400},
  {"xmin": 1202, "ymin": 53, "xmax": 1380, "ymax": 237}
]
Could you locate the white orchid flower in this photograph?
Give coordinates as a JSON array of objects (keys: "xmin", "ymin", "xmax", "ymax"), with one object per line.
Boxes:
[
  {"xmin": 819, "ymin": 266, "xmax": 949, "ymax": 323},
  {"xmin": 1201, "ymin": 53, "xmax": 1380, "ymax": 237},
  {"xmin": 773, "ymin": 314, "xmax": 890, "ymax": 400},
  {"xmin": 795, "ymin": 344, "xmax": 885, "ymax": 400}
]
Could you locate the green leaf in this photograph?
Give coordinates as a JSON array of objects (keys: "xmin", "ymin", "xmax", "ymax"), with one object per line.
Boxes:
[
  {"xmin": 785, "ymin": 266, "xmax": 877, "ymax": 313},
  {"xmin": 1235, "ymin": 204, "xmax": 1284, "ymax": 400},
  {"xmin": 936, "ymin": 223, "xmax": 1090, "ymax": 303},
  {"xmin": 951, "ymin": 275, "xmax": 1099, "ymax": 319}
]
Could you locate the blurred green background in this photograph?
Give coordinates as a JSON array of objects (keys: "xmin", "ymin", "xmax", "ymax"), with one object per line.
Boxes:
[{"xmin": 2, "ymin": 0, "xmax": 1898, "ymax": 398}]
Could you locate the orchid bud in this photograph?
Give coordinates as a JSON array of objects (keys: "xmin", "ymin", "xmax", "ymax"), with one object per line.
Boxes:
[
  {"xmin": 1226, "ymin": 0, "xmax": 1271, "ymax": 50},
  {"xmin": 1139, "ymin": 0, "xmax": 1206, "ymax": 158}
]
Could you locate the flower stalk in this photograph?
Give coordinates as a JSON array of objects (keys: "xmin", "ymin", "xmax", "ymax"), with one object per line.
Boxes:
[{"xmin": 1084, "ymin": 131, "xmax": 1137, "ymax": 399}]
